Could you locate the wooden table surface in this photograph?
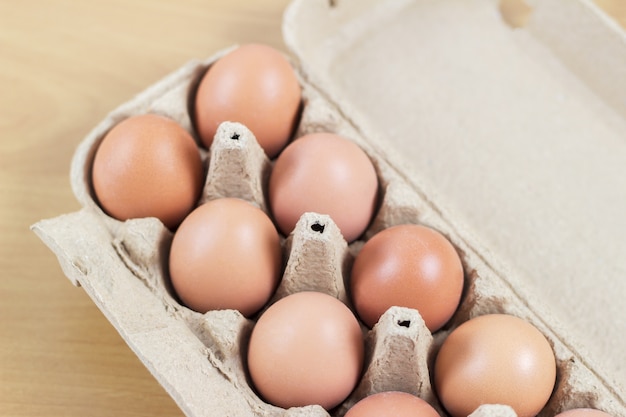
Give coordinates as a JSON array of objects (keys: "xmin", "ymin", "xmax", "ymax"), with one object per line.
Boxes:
[{"xmin": 1, "ymin": 1, "xmax": 625, "ymax": 416}]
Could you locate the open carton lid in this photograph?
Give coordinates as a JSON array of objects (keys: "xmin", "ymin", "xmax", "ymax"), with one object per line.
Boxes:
[{"xmin": 283, "ymin": 0, "xmax": 626, "ymax": 398}]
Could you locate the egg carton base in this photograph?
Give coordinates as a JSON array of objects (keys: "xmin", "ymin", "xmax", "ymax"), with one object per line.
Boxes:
[{"xmin": 33, "ymin": 42, "xmax": 626, "ymax": 417}]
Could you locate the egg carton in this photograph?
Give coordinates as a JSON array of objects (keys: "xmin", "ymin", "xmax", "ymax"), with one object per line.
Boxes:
[
  {"xmin": 32, "ymin": 49, "xmax": 625, "ymax": 416},
  {"xmin": 32, "ymin": 0, "xmax": 626, "ymax": 416}
]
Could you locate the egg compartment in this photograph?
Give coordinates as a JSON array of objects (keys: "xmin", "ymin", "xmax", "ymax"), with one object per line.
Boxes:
[{"xmin": 32, "ymin": 9, "xmax": 626, "ymax": 417}]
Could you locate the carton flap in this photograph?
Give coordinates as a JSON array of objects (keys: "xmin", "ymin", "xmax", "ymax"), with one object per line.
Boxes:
[{"xmin": 284, "ymin": 0, "xmax": 626, "ymax": 392}]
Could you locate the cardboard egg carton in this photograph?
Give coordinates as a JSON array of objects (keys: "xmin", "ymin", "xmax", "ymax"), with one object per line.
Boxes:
[{"xmin": 32, "ymin": 0, "xmax": 626, "ymax": 416}]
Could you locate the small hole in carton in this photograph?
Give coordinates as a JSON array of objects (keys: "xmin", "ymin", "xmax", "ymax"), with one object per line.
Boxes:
[
  {"xmin": 499, "ymin": 0, "xmax": 532, "ymax": 28},
  {"xmin": 311, "ymin": 222, "xmax": 325, "ymax": 233},
  {"xmin": 231, "ymin": 133, "xmax": 240, "ymax": 140},
  {"xmin": 397, "ymin": 320, "xmax": 411, "ymax": 328}
]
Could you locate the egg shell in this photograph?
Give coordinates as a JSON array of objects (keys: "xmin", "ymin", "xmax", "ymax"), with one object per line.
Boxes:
[
  {"xmin": 247, "ymin": 291, "xmax": 364, "ymax": 410},
  {"xmin": 434, "ymin": 314, "xmax": 557, "ymax": 417},
  {"xmin": 194, "ymin": 43, "xmax": 301, "ymax": 158},
  {"xmin": 344, "ymin": 391, "xmax": 441, "ymax": 417},
  {"xmin": 269, "ymin": 132, "xmax": 379, "ymax": 242},
  {"xmin": 91, "ymin": 113, "xmax": 203, "ymax": 230},
  {"xmin": 350, "ymin": 224, "xmax": 464, "ymax": 331},
  {"xmin": 169, "ymin": 197, "xmax": 282, "ymax": 317}
]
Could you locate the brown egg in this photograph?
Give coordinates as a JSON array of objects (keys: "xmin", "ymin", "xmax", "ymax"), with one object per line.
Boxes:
[
  {"xmin": 91, "ymin": 113, "xmax": 203, "ymax": 230},
  {"xmin": 555, "ymin": 409, "xmax": 614, "ymax": 417},
  {"xmin": 168, "ymin": 198, "xmax": 282, "ymax": 317},
  {"xmin": 268, "ymin": 132, "xmax": 379, "ymax": 242},
  {"xmin": 434, "ymin": 314, "xmax": 557, "ymax": 417},
  {"xmin": 350, "ymin": 224, "xmax": 464, "ymax": 330},
  {"xmin": 345, "ymin": 392, "xmax": 441, "ymax": 417},
  {"xmin": 247, "ymin": 291, "xmax": 364, "ymax": 410},
  {"xmin": 194, "ymin": 43, "xmax": 301, "ymax": 158}
]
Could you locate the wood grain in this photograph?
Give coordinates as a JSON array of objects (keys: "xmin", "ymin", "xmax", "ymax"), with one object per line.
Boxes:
[
  {"xmin": 0, "ymin": 2, "xmax": 289, "ymax": 416},
  {"xmin": 1, "ymin": 1, "xmax": 624, "ymax": 416}
]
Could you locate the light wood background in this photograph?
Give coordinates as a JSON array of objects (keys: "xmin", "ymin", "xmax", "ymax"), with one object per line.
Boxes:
[{"xmin": 1, "ymin": 1, "xmax": 625, "ymax": 416}]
